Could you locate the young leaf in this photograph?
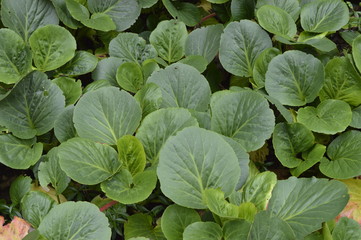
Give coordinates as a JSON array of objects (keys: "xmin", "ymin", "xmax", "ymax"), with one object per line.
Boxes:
[
  {"xmin": 52, "ymin": 77, "xmax": 82, "ymax": 106},
  {"xmin": 117, "ymin": 135, "xmax": 146, "ymax": 176},
  {"xmin": 52, "ymin": 0, "xmax": 82, "ymax": 29},
  {"xmin": 56, "ymin": 51, "xmax": 98, "ymax": 77},
  {"xmin": 332, "ymin": 217, "xmax": 361, "ymax": 240},
  {"xmin": 92, "ymin": 57, "xmax": 125, "ymax": 86},
  {"xmin": 116, "ymin": 62, "xmax": 144, "ymax": 93},
  {"xmin": 157, "ymin": 127, "xmax": 241, "ymax": 209},
  {"xmin": 256, "ymin": 0, "xmax": 300, "ymax": 20},
  {"xmin": 253, "ymin": 47, "xmax": 281, "ymax": 88},
  {"xmin": 290, "ymin": 144, "xmax": 326, "ymax": 177},
  {"xmin": 124, "ymin": 213, "xmax": 165, "ymax": 240},
  {"xmin": 9, "ymin": 176, "xmax": 33, "ymax": 206},
  {"xmin": 134, "ymin": 83, "xmax": 163, "ymax": 118},
  {"xmin": 219, "ymin": 20, "xmax": 272, "ymax": 77},
  {"xmin": 162, "ymin": 0, "xmax": 201, "ymax": 27},
  {"xmin": 54, "ymin": 105, "xmax": 77, "ymax": 143},
  {"xmin": 81, "ymin": 13, "xmax": 116, "ymax": 32},
  {"xmin": 38, "ymin": 201, "xmax": 111, "ymax": 240},
  {"xmin": 178, "ymin": 55, "xmax": 208, "ymax": 73},
  {"xmin": 204, "ymin": 188, "xmax": 240, "ymax": 218}
]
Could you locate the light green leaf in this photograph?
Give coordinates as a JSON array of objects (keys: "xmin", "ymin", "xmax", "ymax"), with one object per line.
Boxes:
[
  {"xmin": 83, "ymin": 80, "xmax": 113, "ymax": 93},
  {"xmin": 319, "ymin": 57, "xmax": 361, "ymax": 106},
  {"xmin": 149, "ymin": 20, "xmax": 188, "ymax": 63},
  {"xmin": 273, "ymin": 122, "xmax": 315, "ymax": 168},
  {"xmin": 241, "ymin": 171, "xmax": 277, "ymax": 210},
  {"xmin": 52, "ymin": 77, "xmax": 82, "ymax": 106},
  {"xmin": 231, "ymin": 0, "xmax": 256, "ymax": 21},
  {"xmin": 256, "ymin": 0, "xmax": 300, "ymax": 20},
  {"xmin": 157, "ymin": 127, "xmax": 240, "ymax": 209},
  {"xmin": 297, "ymin": 99, "xmax": 352, "ymax": 134},
  {"xmin": 148, "ymin": 63, "xmax": 211, "ymax": 111},
  {"xmin": 101, "ymin": 169, "xmax": 157, "ymax": 204},
  {"xmin": 38, "ymin": 201, "xmax": 111, "ymax": 240},
  {"xmin": 353, "ymin": 35, "xmax": 361, "ymax": 77},
  {"xmin": 300, "ymin": 0, "xmax": 349, "ymax": 33},
  {"xmin": 9, "ymin": 176, "xmax": 32, "ymax": 206},
  {"xmin": 275, "ymin": 35, "xmax": 337, "ymax": 53},
  {"xmin": 124, "ymin": 213, "xmax": 166, "ymax": 240},
  {"xmin": 117, "ymin": 135, "xmax": 146, "ymax": 176},
  {"xmin": 38, "ymin": 147, "xmax": 70, "ymax": 194},
  {"xmin": 139, "ymin": 0, "xmax": 158, "ymax": 8},
  {"xmin": 189, "ymin": 110, "xmax": 211, "ymax": 130},
  {"xmin": 142, "ymin": 60, "xmax": 160, "ymax": 80},
  {"xmin": 65, "ymin": 0, "xmax": 89, "ymax": 21},
  {"xmin": 58, "ymin": 137, "xmax": 120, "ymax": 185},
  {"xmin": 82, "ymin": 12, "xmax": 116, "ymax": 31},
  {"xmin": 51, "ymin": 0, "xmax": 82, "ymax": 29},
  {"xmin": 0, "ymin": 29, "xmax": 32, "ymax": 84},
  {"xmin": 350, "ymin": 105, "xmax": 361, "ymax": 129},
  {"xmin": 21, "ymin": 191, "xmax": 56, "ymax": 228},
  {"xmin": 0, "ymin": 71, "xmax": 65, "ymax": 139},
  {"xmin": 56, "ymin": 51, "xmax": 98, "ymax": 77},
  {"xmin": 73, "ymin": 87, "xmax": 142, "ymax": 145},
  {"xmin": 238, "ymin": 202, "xmax": 257, "ymax": 222},
  {"xmin": 219, "ymin": 20, "xmax": 272, "ymax": 77},
  {"xmin": 109, "ymin": 33, "xmax": 157, "ymax": 64},
  {"xmin": 134, "ymin": 83, "xmax": 163, "ymax": 118},
  {"xmin": 290, "ymin": 144, "xmax": 326, "ymax": 177},
  {"xmin": 116, "ymin": 62, "xmax": 144, "ymax": 93},
  {"xmin": 183, "ymin": 222, "xmax": 223, "ymax": 240},
  {"xmin": 207, "ymin": 0, "xmax": 230, "ymax": 3},
  {"xmin": 29, "ymin": 25, "xmax": 76, "ymax": 72},
  {"xmin": 161, "ymin": 205, "xmax": 201, "ymax": 240},
  {"xmin": 252, "ymin": 47, "xmax": 281, "ymax": 88},
  {"xmin": 92, "ymin": 57, "xmax": 125, "ymax": 86},
  {"xmin": 332, "ymin": 217, "xmax": 361, "ymax": 240},
  {"xmin": 178, "ymin": 55, "xmax": 208, "ymax": 73},
  {"xmin": 136, "ymin": 108, "xmax": 198, "ymax": 164},
  {"xmin": 265, "ymin": 50, "xmax": 324, "ymax": 106},
  {"xmin": 319, "ymin": 130, "xmax": 361, "ymax": 179},
  {"xmin": 223, "ymin": 219, "xmax": 251, "ymax": 240},
  {"xmin": 204, "ymin": 188, "xmax": 240, "ymax": 218},
  {"xmin": 162, "ymin": 0, "xmax": 201, "ymax": 27},
  {"xmin": 268, "ymin": 177, "xmax": 349, "ymax": 238},
  {"xmin": 1, "ymin": 0, "xmax": 59, "ymax": 41},
  {"xmin": 340, "ymin": 31, "xmax": 360, "ymax": 46},
  {"xmin": 211, "ymin": 90, "xmax": 275, "ymax": 152},
  {"xmin": 54, "ymin": 106, "xmax": 77, "ymax": 143}
]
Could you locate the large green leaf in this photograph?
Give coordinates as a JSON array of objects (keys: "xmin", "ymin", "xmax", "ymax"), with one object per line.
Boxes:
[
  {"xmin": 223, "ymin": 219, "xmax": 251, "ymax": 240},
  {"xmin": 162, "ymin": 0, "xmax": 201, "ymax": 27},
  {"xmin": 58, "ymin": 137, "xmax": 120, "ymax": 185},
  {"xmin": 38, "ymin": 201, "xmax": 111, "ymax": 240},
  {"xmin": 101, "ymin": 169, "xmax": 157, "ymax": 204},
  {"xmin": 297, "ymin": 100, "xmax": 352, "ymax": 134},
  {"xmin": 0, "ymin": 29, "xmax": 32, "ymax": 84},
  {"xmin": 51, "ymin": 0, "xmax": 81, "ymax": 29},
  {"xmin": 1, "ymin": 0, "xmax": 59, "ymax": 41},
  {"xmin": 117, "ymin": 135, "xmax": 146, "ymax": 176},
  {"xmin": 29, "ymin": 25, "xmax": 76, "ymax": 72},
  {"xmin": 332, "ymin": 217, "xmax": 361, "ymax": 240},
  {"xmin": 161, "ymin": 205, "xmax": 201, "ymax": 240},
  {"xmin": 0, "ymin": 71, "xmax": 65, "ymax": 139},
  {"xmin": 148, "ymin": 63, "xmax": 211, "ymax": 111},
  {"xmin": 9, "ymin": 175, "xmax": 32, "ymax": 206},
  {"xmin": 124, "ymin": 213, "xmax": 166, "ymax": 240},
  {"xmin": 210, "ymin": 90, "xmax": 275, "ymax": 152},
  {"xmin": 73, "ymin": 87, "xmax": 142, "ymax": 145},
  {"xmin": 92, "ymin": 57, "xmax": 125, "ymax": 86},
  {"xmin": 52, "ymin": 77, "xmax": 82, "ymax": 106},
  {"xmin": 268, "ymin": 177, "xmax": 349, "ymax": 238},
  {"xmin": 231, "ymin": 0, "xmax": 256, "ymax": 21},
  {"xmin": 252, "ymin": 47, "xmax": 281, "ymax": 88},
  {"xmin": 319, "ymin": 130, "xmax": 361, "ymax": 179},
  {"xmin": 273, "ymin": 122, "xmax": 315, "ymax": 168},
  {"xmin": 219, "ymin": 20, "xmax": 272, "ymax": 77},
  {"xmin": 319, "ymin": 57, "xmax": 361, "ymax": 106},
  {"xmin": 116, "ymin": 62, "xmax": 144, "ymax": 93},
  {"xmin": 265, "ymin": 50, "xmax": 324, "ymax": 106},
  {"xmin": 54, "ymin": 105, "xmax": 77, "ymax": 143},
  {"xmin": 157, "ymin": 127, "xmax": 240, "ymax": 209},
  {"xmin": 56, "ymin": 51, "xmax": 98, "ymax": 77},
  {"xmin": 257, "ymin": 5, "xmax": 297, "ymax": 39},
  {"xmin": 134, "ymin": 83, "xmax": 163, "ymax": 118},
  {"xmin": 109, "ymin": 33, "xmax": 157, "ymax": 64},
  {"xmin": 183, "ymin": 222, "xmax": 223, "ymax": 240},
  {"xmin": 149, "ymin": 20, "xmax": 188, "ymax": 63},
  {"xmin": 136, "ymin": 108, "xmax": 198, "ymax": 164},
  {"xmin": 300, "ymin": 0, "xmax": 349, "ymax": 33},
  {"xmin": 256, "ymin": 0, "xmax": 300, "ymax": 20},
  {"xmin": 353, "ymin": 35, "xmax": 361, "ymax": 74}
]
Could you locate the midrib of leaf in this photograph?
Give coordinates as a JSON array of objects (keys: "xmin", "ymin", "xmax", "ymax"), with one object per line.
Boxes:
[{"xmin": 309, "ymin": 4, "xmax": 337, "ymax": 31}]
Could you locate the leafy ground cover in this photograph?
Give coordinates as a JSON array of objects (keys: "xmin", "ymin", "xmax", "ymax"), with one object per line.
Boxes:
[{"xmin": 0, "ymin": 0, "xmax": 361, "ymax": 239}]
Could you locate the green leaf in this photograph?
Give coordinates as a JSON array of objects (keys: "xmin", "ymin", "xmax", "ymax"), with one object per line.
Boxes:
[
  {"xmin": 149, "ymin": 20, "xmax": 188, "ymax": 63},
  {"xmin": 257, "ymin": 5, "xmax": 297, "ymax": 40},
  {"xmin": 117, "ymin": 135, "xmax": 146, "ymax": 176},
  {"xmin": 332, "ymin": 217, "xmax": 361, "ymax": 240},
  {"xmin": 116, "ymin": 62, "xmax": 144, "ymax": 93},
  {"xmin": 162, "ymin": 0, "xmax": 201, "ymax": 27},
  {"xmin": 223, "ymin": 219, "xmax": 251, "ymax": 240},
  {"xmin": 300, "ymin": 0, "xmax": 349, "ymax": 33},
  {"xmin": 58, "ymin": 137, "xmax": 120, "ymax": 185},
  {"xmin": 148, "ymin": 63, "xmax": 211, "ymax": 111},
  {"xmin": 1, "ymin": 0, "xmax": 59, "ymax": 41},
  {"xmin": 204, "ymin": 188, "xmax": 240, "ymax": 218},
  {"xmin": 207, "ymin": 0, "xmax": 230, "ymax": 3},
  {"xmin": 73, "ymin": 87, "xmax": 142, "ymax": 145},
  {"xmin": 161, "ymin": 204, "xmax": 201, "ymax": 240},
  {"xmin": 52, "ymin": 77, "xmax": 82, "ymax": 106},
  {"xmin": 38, "ymin": 201, "xmax": 111, "ymax": 240},
  {"xmin": 124, "ymin": 213, "xmax": 166, "ymax": 240},
  {"xmin": 136, "ymin": 108, "xmax": 198, "ymax": 164},
  {"xmin": 134, "ymin": 83, "xmax": 163, "ymax": 118},
  {"xmin": 319, "ymin": 57, "xmax": 361, "ymax": 106},
  {"xmin": 82, "ymin": 12, "xmax": 116, "ymax": 32},
  {"xmin": 210, "ymin": 90, "xmax": 275, "ymax": 152},
  {"xmin": 252, "ymin": 47, "xmax": 281, "ymax": 88},
  {"xmin": 92, "ymin": 57, "xmax": 125, "ymax": 86},
  {"xmin": 275, "ymin": 35, "xmax": 337, "ymax": 53},
  {"xmin": 268, "ymin": 177, "xmax": 349, "ymax": 238},
  {"xmin": 21, "ymin": 191, "xmax": 56, "ymax": 228},
  {"xmin": 65, "ymin": 0, "xmax": 89, "ymax": 21},
  {"xmin": 9, "ymin": 176, "xmax": 32, "ymax": 206},
  {"xmin": 109, "ymin": 33, "xmax": 157, "ymax": 64},
  {"xmin": 0, "ymin": 135, "xmax": 42, "ymax": 169},
  {"xmin": 101, "ymin": 169, "xmax": 157, "ymax": 204},
  {"xmin": 353, "ymin": 35, "xmax": 361, "ymax": 77},
  {"xmin": 319, "ymin": 130, "xmax": 361, "ymax": 179},
  {"xmin": 256, "ymin": 0, "xmax": 300, "ymax": 20},
  {"xmin": 241, "ymin": 171, "xmax": 277, "ymax": 210},
  {"xmin": 139, "ymin": 0, "xmax": 158, "ymax": 8},
  {"xmin": 157, "ymin": 127, "xmax": 240, "ymax": 209},
  {"xmin": 56, "ymin": 51, "xmax": 98, "ymax": 77},
  {"xmin": 231, "ymin": 0, "xmax": 256, "ymax": 21},
  {"xmin": 265, "ymin": 50, "xmax": 324, "ymax": 106},
  {"xmin": 83, "ymin": 80, "xmax": 113, "ymax": 93},
  {"xmin": 183, "ymin": 222, "xmax": 223, "ymax": 240},
  {"xmin": 185, "ymin": 24, "xmax": 223, "ymax": 63},
  {"xmin": 142, "ymin": 60, "xmax": 160, "ymax": 80},
  {"xmin": 51, "ymin": 0, "xmax": 82, "ymax": 29},
  {"xmin": 38, "ymin": 147, "xmax": 70, "ymax": 194},
  {"xmin": 29, "ymin": 25, "xmax": 76, "ymax": 72},
  {"xmin": 297, "ymin": 100, "xmax": 352, "ymax": 134},
  {"xmin": 273, "ymin": 122, "xmax": 315, "ymax": 168},
  {"xmin": 0, "ymin": 71, "xmax": 65, "ymax": 139},
  {"xmin": 54, "ymin": 105, "xmax": 77, "ymax": 143},
  {"xmin": 290, "ymin": 144, "xmax": 326, "ymax": 177},
  {"xmin": 178, "ymin": 55, "xmax": 208, "ymax": 73},
  {"xmin": 350, "ymin": 105, "xmax": 361, "ymax": 129},
  {"xmin": 0, "ymin": 29, "xmax": 32, "ymax": 84},
  {"xmin": 219, "ymin": 20, "xmax": 272, "ymax": 77}
]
